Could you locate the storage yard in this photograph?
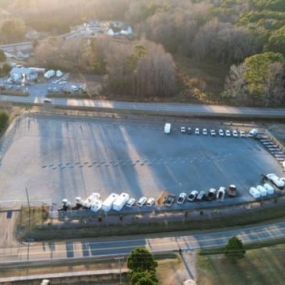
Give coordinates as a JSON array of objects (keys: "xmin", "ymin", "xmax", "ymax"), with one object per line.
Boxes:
[{"xmin": 0, "ymin": 114, "xmax": 283, "ymax": 210}]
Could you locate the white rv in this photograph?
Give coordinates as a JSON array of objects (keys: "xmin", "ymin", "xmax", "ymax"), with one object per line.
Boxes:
[
  {"xmin": 113, "ymin": 193, "xmax": 130, "ymax": 211},
  {"xmin": 90, "ymin": 199, "xmax": 102, "ymax": 212},
  {"xmin": 83, "ymin": 193, "xmax": 101, "ymax": 208},
  {"xmin": 102, "ymin": 193, "xmax": 118, "ymax": 212}
]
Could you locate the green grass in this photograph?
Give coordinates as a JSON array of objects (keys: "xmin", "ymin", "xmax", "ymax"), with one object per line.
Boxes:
[{"xmin": 198, "ymin": 244, "xmax": 285, "ymax": 285}]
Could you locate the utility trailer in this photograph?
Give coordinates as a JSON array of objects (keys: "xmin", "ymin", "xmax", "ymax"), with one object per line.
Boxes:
[{"xmin": 113, "ymin": 192, "xmax": 130, "ymax": 211}]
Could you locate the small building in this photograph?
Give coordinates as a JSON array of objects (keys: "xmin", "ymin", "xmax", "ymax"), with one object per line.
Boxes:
[{"xmin": 9, "ymin": 67, "xmax": 44, "ymax": 83}]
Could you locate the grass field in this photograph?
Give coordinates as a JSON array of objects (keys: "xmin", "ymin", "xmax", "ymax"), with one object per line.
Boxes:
[
  {"xmin": 198, "ymin": 244, "xmax": 285, "ymax": 285},
  {"xmin": 157, "ymin": 256, "xmax": 189, "ymax": 285}
]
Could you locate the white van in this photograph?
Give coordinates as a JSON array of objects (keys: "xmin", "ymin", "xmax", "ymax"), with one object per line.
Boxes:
[{"xmin": 164, "ymin": 123, "xmax": 171, "ymax": 134}]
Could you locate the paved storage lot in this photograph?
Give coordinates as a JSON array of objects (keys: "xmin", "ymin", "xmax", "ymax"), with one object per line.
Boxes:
[{"xmin": 0, "ymin": 115, "xmax": 283, "ymax": 206}]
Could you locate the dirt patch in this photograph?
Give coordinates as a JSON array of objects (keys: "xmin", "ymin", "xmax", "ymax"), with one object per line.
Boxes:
[{"xmin": 157, "ymin": 257, "xmax": 190, "ymax": 285}]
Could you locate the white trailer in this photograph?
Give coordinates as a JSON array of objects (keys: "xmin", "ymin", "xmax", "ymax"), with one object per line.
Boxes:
[
  {"xmin": 164, "ymin": 123, "xmax": 171, "ymax": 134},
  {"xmin": 83, "ymin": 193, "xmax": 101, "ymax": 208},
  {"xmin": 263, "ymin": 183, "xmax": 275, "ymax": 195},
  {"xmin": 102, "ymin": 193, "xmax": 118, "ymax": 212},
  {"xmin": 90, "ymin": 199, "xmax": 102, "ymax": 212},
  {"xmin": 113, "ymin": 192, "xmax": 130, "ymax": 211},
  {"xmin": 256, "ymin": 185, "xmax": 267, "ymax": 197},
  {"xmin": 249, "ymin": 187, "xmax": 260, "ymax": 199}
]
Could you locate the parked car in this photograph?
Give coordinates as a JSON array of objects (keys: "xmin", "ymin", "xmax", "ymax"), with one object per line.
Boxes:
[
  {"xmin": 177, "ymin": 192, "xmax": 187, "ymax": 204},
  {"xmin": 187, "ymin": 127, "xmax": 192, "ymax": 134},
  {"xmin": 197, "ymin": 190, "xmax": 205, "ymax": 201},
  {"xmin": 239, "ymin": 130, "xmax": 246, "ymax": 137},
  {"xmin": 225, "ymin": 130, "xmax": 231, "ymax": 137},
  {"xmin": 232, "ymin": 130, "xmax": 239, "ymax": 137},
  {"xmin": 43, "ymin": 98, "xmax": 52, "ymax": 104},
  {"xmin": 195, "ymin": 128, "xmax": 200, "ymax": 135},
  {"xmin": 187, "ymin": 190, "xmax": 199, "ymax": 202},
  {"xmin": 219, "ymin": 129, "xmax": 224, "ymax": 136},
  {"xmin": 202, "ymin": 128, "xmax": 208, "ymax": 135},
  {"xmin": 180, "ymin": 126, "xmax": 186, "ymax": 134},
  {"xmin": 137, "ymin": 196, "xmax": 147, "ymax": 207},
  {"xmin": 207, "ymin": 188, "xmax": 217, "ymax": 200},
  {"xmin": 249, "ymin": 128, "xmax": 258, "ymax": 138},
  {"xmin": 146, "ymin": 197, "xmax": 155, "ymax": 207},
  {"xmin": 126, "ymin": 198, "xmax": 136, "ymax": 208},
  {"xmin": 227, "ymin": 185, "xmax": 237, "ymax": 197},
  {"xmin": 216, "ymin": 187, "xmax": 226, "ymax": 200},
  {"xmin": 164, "ymin": 194, "xmax": 176, "ymax": 207},
  {"xmin": 210, "ymin": 129, "xmax": 216, "ymax": 136}
]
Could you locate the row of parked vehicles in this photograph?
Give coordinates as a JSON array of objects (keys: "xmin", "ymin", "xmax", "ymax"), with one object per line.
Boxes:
[
  {"xmin": 60, "ymin": 173, "xmax": 285, "ymax": 212},
  {"xmin": 180, "ymin": 126, "xmax": 252, "ymax": 137},
  {"xmin": 164, "ymin": 123, "xmax": 258, "ymax": 138},
  {"xmin": 59, "ymin": 185, "xmax": 238, "ymax": 212},
  {"xmin": 163, "ymin": 185, "xmax": 237, "ymax": 206},
  {"xmin": 59, "ymin": 192, "xmax": 157, "ymax": 212},
  {"xmin": 249, "ymin": 173, "xmax": 285, "ymax": 199}
]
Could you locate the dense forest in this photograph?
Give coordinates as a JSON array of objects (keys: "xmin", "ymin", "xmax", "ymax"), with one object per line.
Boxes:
[{"xmin": 0, "ymin": 0, "xmax": 284, "ymax": 106}]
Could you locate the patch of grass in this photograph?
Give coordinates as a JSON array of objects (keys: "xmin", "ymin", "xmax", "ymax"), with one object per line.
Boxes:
[
  {"xmin": 16, "ymin": 206, "xmax": 49, "ymax": 239},
  {"xmin": 157, "ymin": 257, "xmax": 187, "ymax": 285},
  {"xmin": 0, "ymin": 90, "xmax": 29, "ymax": 97},
  {"xmin": 198, "ymin": 244, "xmax": 285, "ymax": 285}
]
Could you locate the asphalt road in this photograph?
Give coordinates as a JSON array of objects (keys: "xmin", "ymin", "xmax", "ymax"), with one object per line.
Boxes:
[
  {"xmin": 1, "ymin": 93, "xmax": 285, "ymax": 119},
  {"xmin": 1, "ymin": 219, "xmax": 285, "ymax": 265}
]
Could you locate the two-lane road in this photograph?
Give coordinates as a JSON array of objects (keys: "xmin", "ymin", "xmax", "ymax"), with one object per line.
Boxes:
[
  {"xmin": 0, "ymin": 94, "xmax": 285, "ymax": 119},
  {"xmin": 1, "ymin": 220, "xmax": 285, "ymax": 265}
]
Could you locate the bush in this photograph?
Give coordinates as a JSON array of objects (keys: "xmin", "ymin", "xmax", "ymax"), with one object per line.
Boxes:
[
  {"xmin": 267, "ymin": 26, "xmax": 285, "ymax": 55},
  {"xmin": 0, "ymin": 63, "xmax": 11, "ymax": 76},
  {"xmin": 0, "ymin": 49, "xmax": 6, "ymax": 62},
  {"xmin": 0, "ymin": 111, "xmax": 9, "ymax": 133},
  {"xmin": 224, "ymin": 236, "xmax": 246, "ymax": 260}
]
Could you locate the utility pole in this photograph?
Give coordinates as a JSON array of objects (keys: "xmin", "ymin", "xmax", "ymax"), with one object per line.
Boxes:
[
  {"xmin": 116, "ymin": 256, "xmax": 122, "ymax": 285},
  {"xmin": 25, "ymin": 187, "xmax": 31, "ymax": 265},
  {"xmin": 25, "ymin": 187, "xmax": 31, "ymax": 233}
]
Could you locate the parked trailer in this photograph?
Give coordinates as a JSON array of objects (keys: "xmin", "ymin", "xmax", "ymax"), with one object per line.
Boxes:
[
  {"xmin": 90, "ymin": 199, "xmax": 102, "ymax": 212},
  {"xmin": 263, "ymin": 183, "xmax": 275, "ymax": 195},
  {"xmin": 102, "ymin": 193, "xmax": 118, "ymax": 212},
  {"xmin": 113, "ymin": 192, "xmax": 130, "ymax": 211},
  {"xmin": 83, "ymin": 193, "xmax": 101, "ymax": 208},
  {"xmin": 249, "ymin": 187, "xmax": 260, "ymax": 199},
  {"xmin": 256, "ymin": 185, "xmax": 267, "ymax": 197},
  {"xmin": 164, "ymin": 123, "xmax": 171, "ymax": 134}
]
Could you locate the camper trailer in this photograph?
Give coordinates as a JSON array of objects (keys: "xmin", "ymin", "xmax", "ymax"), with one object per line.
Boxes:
[
  {"xmin": 102, "ymin": 193, "xmax": 118, "ymax": 212},
  {"xmin": 113, "ymin": 193, "xmax": 130, "ymax": 211}
]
